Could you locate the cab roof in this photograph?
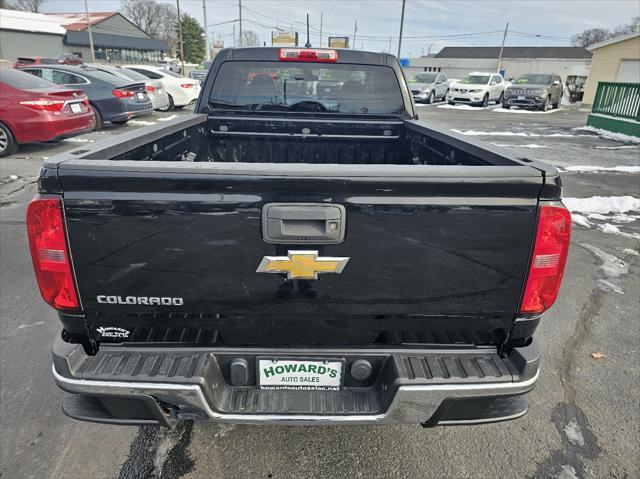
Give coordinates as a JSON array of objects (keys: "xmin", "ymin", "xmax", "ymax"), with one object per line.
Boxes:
[{"xmin": 215, "ymin": 47, "xmax": 396, "ymax": 66}]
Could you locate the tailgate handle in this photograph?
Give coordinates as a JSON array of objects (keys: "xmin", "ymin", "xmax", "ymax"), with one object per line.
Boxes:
[{"xmin": 262, "ymin": 203, "xmax": 346, "ymax": 244}]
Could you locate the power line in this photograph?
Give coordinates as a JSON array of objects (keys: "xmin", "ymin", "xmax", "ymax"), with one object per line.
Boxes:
[
  {"xmin": 173, "ymin": 2, "xmax": 572, "ymax": 45},
  {"xmin": 207, "ymin": 19, "xmax": 239, "ymax": 27},
  {"xmin": 510, "ymin": 30, "xmax": 570, "ymax": 41}
]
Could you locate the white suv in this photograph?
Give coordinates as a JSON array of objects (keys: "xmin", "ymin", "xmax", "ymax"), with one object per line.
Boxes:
[
  {"xmin": 447, "ymin": 72, "xmax": 505, "ymax": 107},
  {"xmin": 124, "ymin": 65, "xmax": 201, "ymax": 111}
]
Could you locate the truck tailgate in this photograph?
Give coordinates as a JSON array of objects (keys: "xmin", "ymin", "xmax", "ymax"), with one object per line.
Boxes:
[{"xmin": 59, "ymin": 163, "xmax": 543, "ymax": 346}]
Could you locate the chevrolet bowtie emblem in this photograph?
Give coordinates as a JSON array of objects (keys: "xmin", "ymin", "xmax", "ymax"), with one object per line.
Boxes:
[{"xmin": 257, "ymin": 250, "xmax": 350, "ymax": 280}]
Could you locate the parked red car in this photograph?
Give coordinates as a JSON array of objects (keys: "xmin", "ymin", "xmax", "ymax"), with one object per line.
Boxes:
[{"xmin": 0, "ymin": 68, "xmax": 95, "ymax": 157}]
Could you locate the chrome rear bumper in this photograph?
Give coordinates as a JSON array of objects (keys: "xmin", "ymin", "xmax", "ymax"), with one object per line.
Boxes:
[{"xmin": 52, "ymin": 337, "xmax": 540, "ymax": 426}]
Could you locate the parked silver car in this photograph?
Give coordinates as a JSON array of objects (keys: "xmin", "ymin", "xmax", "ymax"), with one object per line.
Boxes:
[
  {"xmin": 85, "ymin": 64, "xmax": 171, "ymax": 111},
  {"xmin": 409, "ymin": 72, "xmax": 450, "ymax": 104}
]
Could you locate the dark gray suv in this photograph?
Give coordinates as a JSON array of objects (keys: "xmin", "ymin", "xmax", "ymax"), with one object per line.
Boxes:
[
  {"xmin": 503, "ymin": 73, "xmax": 563, "ymax": 111},
  {"xmin": 19, "ymin": 65, "xmax": 153, "ymax": 129}
]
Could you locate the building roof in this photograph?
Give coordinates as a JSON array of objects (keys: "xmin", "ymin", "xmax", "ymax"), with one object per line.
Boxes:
[
  {"xmin": 0, "ymin": 9, "xmax": 120, "ymax": 34},
  {"xmin": 587, "ymin": 31, "xmax": 640, "ymax": 51},
  {"xmin": 45, "ymin": 12, "xmax": 117, "ymax": 31},
  {"xmin": 0, "ymin": 8, "xmax": 67, "ymax": 35},
  {"xmin": 434, "ymin": 46, "xmax": 592, "ymax": 59},
  {"xmin": 64, "ymin": 30, "xmax": 167, "ymax": 51}
]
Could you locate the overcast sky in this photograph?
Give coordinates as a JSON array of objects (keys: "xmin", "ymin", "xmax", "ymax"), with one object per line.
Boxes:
[{"xmin": 40, "ymin": 0, "xmax": 640, "ymax": 57}]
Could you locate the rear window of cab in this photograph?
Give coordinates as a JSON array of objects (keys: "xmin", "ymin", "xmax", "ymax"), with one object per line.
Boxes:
[{"xmin": 208, "ymin": 61, "xmax": 405, "ymax": 115}]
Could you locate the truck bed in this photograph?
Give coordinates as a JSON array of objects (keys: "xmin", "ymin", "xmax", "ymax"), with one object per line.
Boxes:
[
  {"xmin": 43, "ymin": 115, "xmax": 559, "ymax": 349},
  {"xmin": 70, "ymin": 114, "xmax": 535, "ymax": 167}
]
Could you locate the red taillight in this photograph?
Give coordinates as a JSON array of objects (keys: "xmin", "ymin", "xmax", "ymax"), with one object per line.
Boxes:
[
  {"xmin": 519, "ymin": 205, "xmax": 571, "ymax": 314},
  {"xmin": 19, "ymin": 99, "xmax": 66, "ymax": 112},
  {"xmin": 27, "ymin": 198, "xmax": 79, "ymax": 311},
  {"xmin": 180, "ymin": 83, "xmax": 194, "ymax": 88},
  {"xmin": 146, "ymin": 85, "xmax": 155, "ymax": 93},
  {"xmin": 279, "ymin": 48, "xmax": 338, "ymax": 62},
  {"xmin": 82, "ymin": 96, "xmax": 89, "ymax": 106},
  {"xmin": 112, "ymin": 89, "xmax": 135, "ymax": 98}
]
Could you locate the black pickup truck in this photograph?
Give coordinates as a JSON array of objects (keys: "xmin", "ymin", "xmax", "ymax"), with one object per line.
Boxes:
[{"xmin": 28, "ymin": 47, "xmax": 571, "ymax": 427}]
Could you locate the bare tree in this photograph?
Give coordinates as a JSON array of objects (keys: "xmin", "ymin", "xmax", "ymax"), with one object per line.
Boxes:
[
  {"xmin": 571, "ymin": 28, "xmax": 612, "ymax": 47},
  {"xmin": 121, "ymin": 0, "xmax": 178, "ymax": 53},
  {"xmin": 613, "ymin": 16, "xmax": 640, "ymax": 36},
  {"xmin": 9, "ymin": 0, "xmax": 45, "ymax": 12},
  {"xmin": 241, "ymin": 30, "xmax": 261, "ymax": 47},
  {"xmin": 571, "ymin": 16, "xmax": 640, "ymax": 48}
]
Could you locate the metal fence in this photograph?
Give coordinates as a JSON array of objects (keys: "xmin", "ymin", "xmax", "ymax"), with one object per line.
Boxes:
[{"xmin": 591, "ymin": 82, "xmax": 640, "ymax": 122}]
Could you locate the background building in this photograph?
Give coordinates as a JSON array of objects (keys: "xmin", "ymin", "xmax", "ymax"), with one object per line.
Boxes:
[
  {"xmin": 581, "ymin": 31, "xmax": 640, "ymax": 105},
  {"xmin": 404, "ymin": 46, "xmax": 592, "ymax": 82},
  {"xmin": 0, "ymin": 9, "xmax": 168, "ymax": 64}
]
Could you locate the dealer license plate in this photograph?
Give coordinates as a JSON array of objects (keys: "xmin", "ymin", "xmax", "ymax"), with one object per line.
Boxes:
[
  {"xmin": 258, "ymin": 358, "xmax": 343, "ymax": 389},
  {"xmin": 518, "ymin": 95, "xmax": 526, "ymax": 100},
  {"xmin": 136, "ymin": 92, "xmax": 145, "ymax": 100},
  {"xmin": 70, "ymin": 103, "xmax": 82, "ymax": 113}
]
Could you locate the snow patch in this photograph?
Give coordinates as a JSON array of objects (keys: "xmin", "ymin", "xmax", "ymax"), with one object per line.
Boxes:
[
  {"xmin": 62, "ymin": 137, "xmax": 94, "ymax": 143},
  {"xmin": 414, "ymin": 101, "xmax": 446, "ymax": 107},
  {"xmin": 594, "ymin": 145, "xmax": 638, "ymax": 150},
  {"xmin": 598, "ymin": 223, "xmax": 640, "ymax": 239},
  {"xmin": 574, "ymin": 126, "xmax": 640, "ymax": 144},
  {"xmin": 452, "ymin": 129, "xmax": 537, "ymax": 137},
  {"xmin": 580, "ymin": 244, "xmax": 629, "ymax": 278},
  {"xmin": 599, "ymin": 223, "xmax": 622, "ymax": 234},
  {"xmin": 610, "ymin": 214, "xmax": 639, "ymax": 224},
  {"xmin": 570, "ymin": 214, "xmax": 592, "ymax": 228},
  {"xmin": 519, "ymin": 144, "xmax": 547, "ymax": 149},
  {"xmin": 561, "ymin": 165, "xmax": 640, "ymax": 173},
  {"xmin": 622, "ymin": 248, "xmax": 639, "ymax": 256},
  {"xmin": 490, "ymin": 143, "xmax": 547, "ymax": 149},
  {"xmin": 568, "ymin": 197, "xmax": 640, "ymax": 237},
  {"xmin": 588, "ymin": 213, "xmax": 639, "ymax": 224},
  {"xmin": 554, "ymin": 465, "xmax": 578, "ymax": 479},
  {"xmin": 598, "ymin": 279, "xmax": 624, "ymax": 294},
  {"xmin": 438, "ymin": 104, "xmax": 499, "ymax": 111},
  {"xmin": 563, "ymin": 419, "xmax": 585, "ymax": 446},
  {"xmin": 8, "ymin": 175, "xmax": 19, "ymax": 181},
  {"xmin": 212, "ymin": 424, "xmax": 236, "ymax": 439},
  {"xmin": 547, "ymin": 133, "xmax": 581, "ymax": 138},
  {"xmin": 453, "ymin": 129, "xmax": 587, "ymax": 138},
  {"xmin": 128, "ymin": 120, "xmax": 156, "ymax": 126},
  {"xmin": 493, "ymin": 106, "xmax": 561, "ymax": 114},
  {"xmin": 158, "ymin": 114, "xmax": 179, "ymax": 122},
  {"xmin": 564, "ymin": 196, "xmax": 640, "ymax": 215}
]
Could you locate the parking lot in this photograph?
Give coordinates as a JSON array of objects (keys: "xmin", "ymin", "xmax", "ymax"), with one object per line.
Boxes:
[{"xmin": 1, "ymin": 103, "xmax": 638, "ymax": 479}]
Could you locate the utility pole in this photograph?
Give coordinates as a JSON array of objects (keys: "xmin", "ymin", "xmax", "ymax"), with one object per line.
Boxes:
[
  {"xmin": 176, "ymin": 0, "xmax": 185, "ymax": 75},
  {"xmin": 352, "ymin": 20, "xmax": 357, "ymax": 49},
  {"xmin": 397, "ymin": 0, "xmax": 406, "ymax": 58},
  {"xmin": 232, "ymin": 24, "xmax": 236, "ymax": 47},
  {"xmin": 319, "ymin": 11, "xmax": 323, "ymax": 47},
  {"xmin": 497, "ymin": 22, "xmax": 509, "ymax": 73},
  {"xmin": 203, "ymin": 0, "xmax": 210, "ymax": 60},
  {"xmin": 304, "ymin": 13, "xmax": 311, "ymax": 48},
  {"xmin": 388, "ymin": 35, "xmax": 392, "ymax": 53},
  {"xmin": 83, "ymin": 0, "xmax": 96, "ymax": 62},
  {"xmin": 238, "ymin": 0, "xmax": 243, "ymax": 47}
]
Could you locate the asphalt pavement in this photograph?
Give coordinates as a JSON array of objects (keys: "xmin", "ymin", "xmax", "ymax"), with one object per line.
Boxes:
[{"xmin": 1, "ymin": 104, "xmax": 638, "ymax": 479}]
